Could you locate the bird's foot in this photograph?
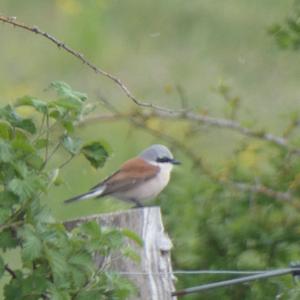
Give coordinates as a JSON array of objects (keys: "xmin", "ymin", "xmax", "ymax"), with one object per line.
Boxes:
[{"xmin": 130, "ymin": 199, "xmax": 144, "ymax": 208}]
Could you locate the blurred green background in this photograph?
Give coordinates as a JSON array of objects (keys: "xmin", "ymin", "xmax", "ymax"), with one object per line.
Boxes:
[{"xmin": 1, "ymin": 0, "xmax": 300, "ymax": 299}]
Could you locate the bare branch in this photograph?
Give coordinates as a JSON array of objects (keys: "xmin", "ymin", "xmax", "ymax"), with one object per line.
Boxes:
[
  {"xmin": 144, "ymin": 110, "xmax": 288, "ymax": 147},
  {"xmin": 0, "ymin": 15, "xmax": 182, "ymax": 113},
  {"xmin": 2, "ymin": 15, "xmax": 298, "ymax": 153},
  {"xmin": 81, "ymin": 110, "xmax": 300, "ymax": 153}
]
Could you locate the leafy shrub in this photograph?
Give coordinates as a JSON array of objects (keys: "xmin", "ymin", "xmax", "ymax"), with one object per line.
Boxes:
[{"xmin": 0, "ymin": 82, "xmax": 134, "ymax": 299}]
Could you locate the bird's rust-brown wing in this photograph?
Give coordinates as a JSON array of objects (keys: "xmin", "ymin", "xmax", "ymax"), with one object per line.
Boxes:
[{"xmin": 90, "ymin": 158, "xmax": 160, "ymax": 196}]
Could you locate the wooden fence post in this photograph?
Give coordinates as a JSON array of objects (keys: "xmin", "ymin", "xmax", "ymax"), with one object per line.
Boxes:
[{"xmin": 64, "ymin": 207, "xmax": 177, "ymax": 300}]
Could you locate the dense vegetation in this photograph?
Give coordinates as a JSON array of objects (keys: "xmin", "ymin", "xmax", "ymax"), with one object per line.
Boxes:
[{"xmin": 0, "ymin": 82, "xmax": 135, "ymax": 299}]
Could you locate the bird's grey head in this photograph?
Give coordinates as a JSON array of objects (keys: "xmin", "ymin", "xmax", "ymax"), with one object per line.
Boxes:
[{"xmin": 139, "ymin": 144, "xmax": 180, "ymax": 165}]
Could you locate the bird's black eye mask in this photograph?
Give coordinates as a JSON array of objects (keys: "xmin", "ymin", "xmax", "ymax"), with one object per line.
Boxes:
[
  {"xmin": 156, "ymin": 157, "xmax": 181, "ymax": 165},
  {"xmin": 156, "ymin": 156, "xmax": 171, "ymax": 163}
]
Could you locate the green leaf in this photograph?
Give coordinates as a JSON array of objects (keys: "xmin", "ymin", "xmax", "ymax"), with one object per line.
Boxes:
[
  {"xmin": 54, "ymin": 98, "xmax": 83, "ymax": 111},
  {"xmin": 16, "ymin": 118, "xmax": 37, "ymax": 134},
  {"xmin": 49, "ymin": 81, "xmax": 87, "ymax": 102},
  {"xmin": 0, "ymin": 191, "xmax": 18, "ymax": 208},
  {"xmin": 69, "ymin": 264, "xmax": 89, "ymax": 287},
  {"xmin": 0, "ymin": 229, "xmax": 18, "ymax": 251},
  {"xmin": 0, "ymin": 164, "xmax": 16, "ymax": 185},
  {"xmin": 12, "ymin": 160, "xmax": 29, "ymax": 178},
  {"xmin": 103, "ymin": 272, "xmax": 135, "ymax": 299},
  {"xmin": 69, "ymin": 251, "xmax": 92, "ymax": 268},
  {"xmin": 21, "ymin": 225, "xmax": 43, "ymax": 261},
  {"xmin": 0, "ymin": 105, "xmax": 20, "ymax": 123},
  {"xmin": 12, "ymin": 138, "xmax": 35, "ymax": 157},
  {"xmin": 121, "ymin": 228, "xmax": 144, "ymax": 247},
  {"xmin": 0, "ymin": 139, "xmax": 13, "ymax": 162},
  {"xmin": 30, "ymin": 202, "xmax": 54, "ymax": 224},
  {"xmin": 48, "ymin": 285, "xmax": 71, "ymax": 300},
  {"xmin": 287, "ymin": 18, "xmax": 300, "ymax": 33},
  {"xmin": 8, "ymin": 178, "xmax": 34, "ymax": 201},
  {"xmin": 101, "ymin": 228, "xmax": 124, "ymax": 250},
  {"xmin": 16, "ymin": 95, "xmax": 48, "ymax": 113},
  {"xmin": 81, "ymin": 141, "xmax": 110, "ymax": 169},
  {"xmin": 80, "ymin": 221, "xmax": 101, "ymax": 239},
  {"xmin": 4, "ymin": 276, "xmax": 23, "ymax": 300},
  {"xmin": 45, "ymin": 248, "xmax": 69, "ymax": 286},
  {"xmin": 0, "ymin": 105, "xmax": 36, "ymax": 134},
  {"xmin": 22, "ymin": 270, "xmax": 49, "ymax": 297},
  {"xmin": 49, "ymin": 81, "xmax": 87, "ymax": 112},
  {"xmin": 14, "ymin": 128, "xmax": 28, "ymax": 141},
  {"xmin": 121, "ymin": 246, "xmax": 141, "ymax": 263},
  {"xmin": 0, "ymin": 121, "xmax": 12, "ymax": 139},
  {"xmin": 0, "ymin": 256, "xmax": 4, "ymax": 279},
  {"xmin": 76, "ymin": 290, "xmax": 105, "ymax": 300},
  {"xmin": 49, "ymin": 106, "xmax": 65, "ymax": 120},
  {"xmin": 0, "ymin": 208, "xmax": 11, "ymax": 226},
  {"xmin": 26, "ymin": 154, "xmax": 44, "ymax": 170},
  {"xmin": 8, "ymin": 175, "xmax": 44, "ymax": 202},
  {"xmin": 62, "ymin": 135, "xmax": 82, "ymax": 155},
  {"xmin": 62, "ymin": 120, "xmax": 74, "ymax": 133},
  {"xmin": 75, "ymin": 221, "xmax": 103, "ymax": 251}
]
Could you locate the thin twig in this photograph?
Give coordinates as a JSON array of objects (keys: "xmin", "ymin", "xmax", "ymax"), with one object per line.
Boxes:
[
  {"xmin": 40, "ymin": 140, "xmax": 62, "ymax": 170},
  {"xmin": 44, "ymin": 112, "xmax": 50, "ymax": 163},
  {"xmin": 144, "ymin": 110, "xmax": 288, "ymax": 148},
  {"xmin": 58, "ymin": 154, "xmax": 75, "ymax": 170},
  {"xmin": 4, "ymin": 264, "xmax": 16, "ymax": 279},
  {"xmin": 0, "ymin": 15, "xmax": 182, "ymax": 113},
  {"xmin": 0, "ymin": 220, "xmax": 23, "ymax": 232},
  {"xmin": 35, "ymin": 111, "xmax": 46, "ymax": 140}
]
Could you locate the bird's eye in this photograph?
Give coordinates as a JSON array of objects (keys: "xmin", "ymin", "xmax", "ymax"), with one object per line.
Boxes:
[{"xmin": 156, "ymin": 157, "xmax": 170, "ymax": 163}]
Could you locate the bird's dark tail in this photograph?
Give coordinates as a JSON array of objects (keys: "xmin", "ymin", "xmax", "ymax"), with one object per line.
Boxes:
[{"xmin": 64, "ymin": 187, "xmax": 105, "ymax": 204}]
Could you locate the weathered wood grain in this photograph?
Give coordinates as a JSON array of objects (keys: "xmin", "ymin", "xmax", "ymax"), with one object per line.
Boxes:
[{"xmin": 64, "ymin": 207, "xmax": 176, "ymax": 300}]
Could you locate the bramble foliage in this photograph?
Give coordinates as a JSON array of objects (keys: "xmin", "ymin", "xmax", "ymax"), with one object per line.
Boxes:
[
  {"xmin": 0, "ymin": 82, "xmax": 134, "ymax": 299},
  {"xmin": 160, "ymin": 86, "xmax": 300, "ymax": 299},
  {"xmin": 269, "ymin": 0, "xmax": 300, "ymax": 50}
]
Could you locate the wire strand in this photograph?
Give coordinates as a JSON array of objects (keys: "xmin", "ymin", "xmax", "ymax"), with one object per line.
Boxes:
[
  {"xmin": 172, "ymin": 267, "xmax": 300, "ymax": 297},
  {"xmin": 117, "ymin": 270, "xmax": 266, "ymax": 276}
]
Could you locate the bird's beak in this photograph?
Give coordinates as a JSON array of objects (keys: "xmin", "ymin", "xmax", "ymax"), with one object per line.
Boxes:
[{"xmin": 171, "ymin": 158, "xmax": 181, "ymax": 165}]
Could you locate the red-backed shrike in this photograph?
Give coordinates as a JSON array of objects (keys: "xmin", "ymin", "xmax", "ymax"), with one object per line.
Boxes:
[{"xmin": 64, "ymin": 144, "xmax": 180, "ymax": 207}]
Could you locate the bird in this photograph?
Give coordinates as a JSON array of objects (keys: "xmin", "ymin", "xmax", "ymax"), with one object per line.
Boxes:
[{"xmin": 64, "ymin": 144, "xmax": 180, "ymax": 207}]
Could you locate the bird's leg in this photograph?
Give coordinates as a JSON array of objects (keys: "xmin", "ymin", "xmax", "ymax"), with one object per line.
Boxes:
[{"xmin": 130, "ymin": 198, "xmax": 144, "ymax": 208}]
